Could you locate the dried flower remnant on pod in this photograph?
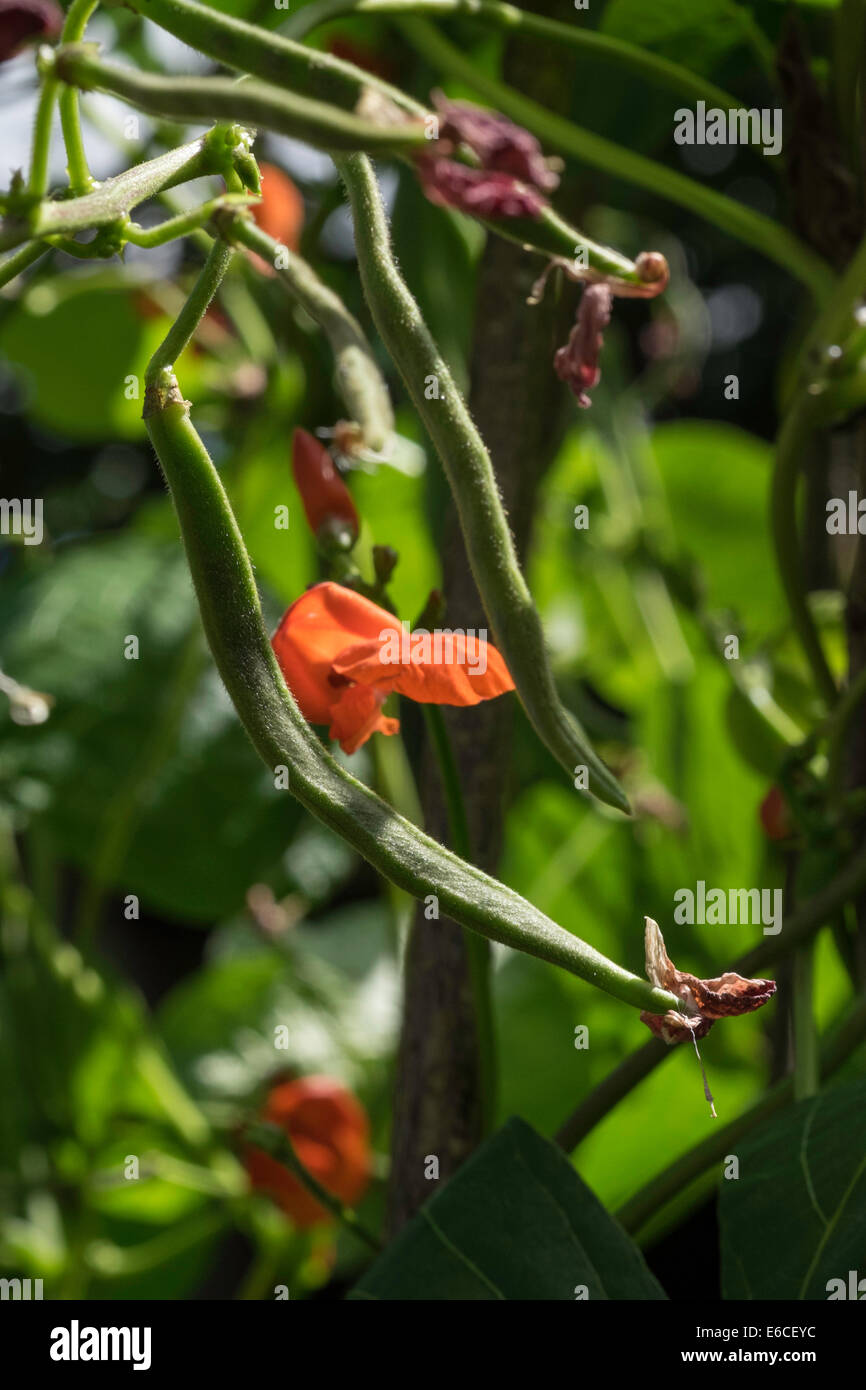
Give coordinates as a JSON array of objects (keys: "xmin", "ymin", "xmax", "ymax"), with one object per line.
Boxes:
[
  {"xmin": 639, "ymin": 917, "xmax": 777, "ymax": 1044},
  {"xmin": 414, "ymin": 92, "xmax": 558, "ymax": 220}
]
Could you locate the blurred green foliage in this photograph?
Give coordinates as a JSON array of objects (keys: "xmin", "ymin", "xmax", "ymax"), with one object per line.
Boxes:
[{"xmin": 0, "ymin": 0, "xmax": 862, "ymax": 1302}]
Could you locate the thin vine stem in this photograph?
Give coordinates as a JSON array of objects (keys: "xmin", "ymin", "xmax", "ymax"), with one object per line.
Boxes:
[
  {"xmin": 771, "ymin": 395, "xmax": 838, "ymax": 707},
  {"xmin": 0, "ymin": 241, "xmax": 50, "ymax": 289},
  {"xmin": 285, "ymin": 0, "xmax": 746, "ymax": 113},
  {"xmin": 227, "ymin": 215, "xmax": 394, "ymax": 451},
  {"xmin": 146, "ymin": 240, "xmax": 236, "ymax": 386},
  {"xmin": 28, "ymin": 77, "xmax": 59, "ymax": 198},
  {"xmin": 58, "ymin": 0, "xmax": 100, "ymax": 194},
  {"xmin": 243, "ymin": 1121, "xmax": 383, "ymax": 1252}
]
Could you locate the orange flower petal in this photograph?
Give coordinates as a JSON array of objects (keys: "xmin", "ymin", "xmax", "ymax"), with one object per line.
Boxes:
[
  {"xmin": 328, "ymin": 682, "xmax": 399, "ymax": 754},
  {"xmin": 272, "ymin": 582, "xmax": 398, "ymax": 726},
  {"xmin": 334, "ymin": 627, "xmax": 514, "ymax": 706},
  {"xmin": 244, "ymin": 1076, "xmax": 371, "ymax": 1229},
  {"xmin": 253, "ymin": 163, "xmax": 305, "ymax": 252},
  {"xmin": 272, "ymin": 582, "xmax": 513, "ymax": 752}
]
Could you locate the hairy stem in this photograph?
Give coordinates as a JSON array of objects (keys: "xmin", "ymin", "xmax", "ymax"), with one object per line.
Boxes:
[
  {"xmin": 2, "ymin": 136, "xmax": 225, "ymax": 252},
  {"xmin": 55, "ymin": 44, "xmax": 427, "ymax": 154},
  {"xmin": 287, "ymin": 0, "xmax": 744, "ymax": 110},
  {"xmin": 771, "ymin": 395, "xmax": 838, "ymax": 705},
  {"xmin": 243, "ymin": 1121, "xmax": 382, "ymax": 1251},
  {"xmin": 228, "ymin": 216, "xmax": 394, "ymax": 451}
]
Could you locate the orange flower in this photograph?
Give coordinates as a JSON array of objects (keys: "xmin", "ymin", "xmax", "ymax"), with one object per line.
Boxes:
[
  {"xmin": 272, "ymin": 581, "xmax": 514, "ymax": 754},
  {"xmin": 252, "ymin": 163, "xmax": 305, "ymax": 255},
  {"xmin": 292, "ymin": 428, "xmax": 359, "ymax": 550},
  {"xmin": 243, "ymin": 1077, "xmax": 370, "ymax": 1229}
]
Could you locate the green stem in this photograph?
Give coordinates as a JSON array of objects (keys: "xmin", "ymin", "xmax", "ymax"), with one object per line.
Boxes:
[
  {"xmin": 0, "ymin": 241, "xmax": 50, "ymax": 289},
  {"xmin": 336, "ymin": 152, "xmax": 629, "ymax": 811},
  {"xmin": 244, "ymin": 1121, "xmax": 382, "ymax": 1251},
  {"xmin": 28, "ymin": 77, "xmax": 59, "ymax": 198},
  {"xmin": 398, "ymin": 17, "xmax": 834, "ymax": 299},
  {"xmin": 827, "ymin": 664, "xmax": 866, "ymax": 798},
  {"xmin": 616, "ymin": 991, "xmax": 866, "ymax": 1236},
  {"xmin": 792, "ymin": 229, "xmax": 866, "ymax": 392},
  {"xmin": 423, "ymin": 705, "xmax": 496, "ymax": 1133},
  {"xmin": 58, "ymin": 0, "xmax": 100, "ymax": 194},
  {"xmin": 421, "ymin": 705, "xmax": 471, "ymax": 857},
  {"xmin": 100, "ymin": 0, "xmax": 427, "ymax": 116},
  {"xmin": 792, "ymin": 942, "xmax": 819, "ymax": 1101},
  {"xmin": 2, "ymin": 136, "xmax": 225, "ymax": 252},
  {"xmin": 229, "ymin": 216, "xmax": 394, "ymax": 451},
  {"xmin": 771, "ymin": 397, "xmax": 838, "ymax": 706},
  {"xmin": 555, "ymin": 1037, "xmax": 667, "ymax": 1152},
  {"xmin": 55, "ymin": 45, "xmax": 427, "ymax": 154},
  {"xmin": 141, "ymin": 254, "xmax": 678, "ymax": 1012},
  {"xmin": 286, "ymin": 0, "xmax": 746, "ymax": 112},
  {"xmin": 148, "ymin": 241, "xmax": 236, "ymax": 384},
  {"xmin": 126, "ymin": 194, "xmax": 257, "ymax": 248},
  {"xmin": 86, "ymin": 1206, "xmax": 229, "ymax": 1276},
  {"xmin": 134, "ymin": 1041, "xmax": 212, "ymax": 1149}
]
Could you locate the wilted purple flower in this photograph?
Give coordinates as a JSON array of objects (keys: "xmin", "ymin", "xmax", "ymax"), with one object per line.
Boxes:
[
  {"xmin": 0, "ymin": 0, "xmax": 62, "ymax": 62},
  {"xmin": 553, "ymin": 284, "xmax": 613, "ymax": 408},
  {"xmin": 431, "ymin": 91, "xmax": 559, "ymax": 194},
  {"xmin": 415, "ymin": 155, "xmax": 547, "ymax": 220}
]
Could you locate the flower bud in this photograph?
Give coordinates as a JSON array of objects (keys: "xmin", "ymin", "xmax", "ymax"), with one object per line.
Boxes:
[
  {"xmin": 292, "ymin": 428, "xmax": 359, "ymax": 551},
  {"xmin": 414, "ymin": 156, "xmax": 547, "ymax": 219},
  {"xmin": 431, "ymin": 91, "xmax": 559, "ymax": 194},
  {"xmin": 759, "ymin": 785, "xmax": 795, "ymax": 842}
]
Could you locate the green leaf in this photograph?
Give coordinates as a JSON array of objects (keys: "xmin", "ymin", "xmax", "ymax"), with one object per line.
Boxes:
[
  {"xmin": 350, "ymin": 1117, "xmax": 667, "ymax": 1300},
  {"xmin": 0, "ymin": 284, "xmax": 183, "ymax": 443},
  {"xmin": 651, "ymin": 421, "xmax": 784, "ymax": 639},
  {"xmin": 719, "ymin": 1076, "xmax": 866, "ymax": 1299},
  {"xmin": 0, "ymin": 535, "xmax": 299, "ymax": 920},
  {"xmin": 601, "ymin": 0, "xmax": 757, "ymax": 76}
]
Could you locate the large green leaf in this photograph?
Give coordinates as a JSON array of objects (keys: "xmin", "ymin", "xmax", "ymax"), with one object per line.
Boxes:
[
  {"xmin": 350, "ymin": 1117, "xmax": 666, "ymax": 1300},
  {"xmin": 0, "ymin": 535, "xmax": 301, "ymax": 920},
  {"xmin": 601, "ymin": 0, "xmax": 759, "ymax": 76},
  {"xmin": 719, "ymin": 1077, "xmax": 866, "ymax": 1299}
]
